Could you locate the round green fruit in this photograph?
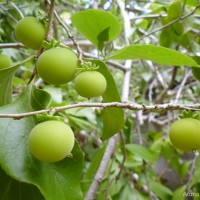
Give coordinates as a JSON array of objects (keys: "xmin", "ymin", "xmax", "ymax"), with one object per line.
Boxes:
[
  {"xmin": 36, "ymin": 48, "xmax": 78, "ymax": 85},
  {"xmin": 15, "ymin": 16, "xmax": 46, "ymax": 50},
  {"xmin": 75, "ymin": 71, "xmax": 107, "ymax": 98},
  {"xmin": 0, "ymin": 54, "xmax": 12, "ymax": 69},
  {"xmin": 169, "ymin": 118, "xmax": 200, "ymax": 151},
  {"xmin": 29, "ymin": 120, "xmax": 75, "ymax": 162}
]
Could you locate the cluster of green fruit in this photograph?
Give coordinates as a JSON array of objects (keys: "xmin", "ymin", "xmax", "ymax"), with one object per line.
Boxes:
[
  {"xmin": 15, "ymin": 16, "xmax": 107, "ymax": 99},
  {"xmin": 169, "ymin": 118, "xmax": 200, "ymax": 152},
  {"xmin": 12, "ymin": 16, "xmax": 108, "ymax": 162}
]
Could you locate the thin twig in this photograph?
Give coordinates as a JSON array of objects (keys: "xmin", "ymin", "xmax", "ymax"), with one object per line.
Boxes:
[
  {"xmin": 45, "ymin": 0, "xmax": 56, "ymax": 41},
  {"xmin": 10, "ymin": 2, "xmax": 24, "ymax": 18},
  {"xmin": 134, "ymin": 4, "xmax": 200, "ymax": 43},
  {"xmin": 0, "ymin": 43, "xmax": 24, "ymax": 49},
  {"xmin": 28, "ymin": 0, "xmax": 56, "ymax": 85},
  {"xmin": 0, "ymin": 4, "xmax": 18, "ymax": 23},
  {"xmin": 51, "ymin": 1, "xmax": 84, "ymax": 65},
  {"xmin": 186, "ymin": 152, "xmax": 199, "ymax": 192},
  {"xmin": 155, "ymin": 67, "xmax": 178, "ymax": 103},
  {"xmin": 174, "ymin": 68, "xmax": 191, "ymax": 103}
]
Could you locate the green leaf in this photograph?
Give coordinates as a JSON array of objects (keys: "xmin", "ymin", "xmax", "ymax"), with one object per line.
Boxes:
[
  {"xmin": 0, "ymin": 167, "xmax": 44, "ymax": 200},
  {"xmin": 168, "ymin": 1, "xmax": 182, "ymax": 20},
  {"xmin": 88, "ymin": 59, "xmax": 125, "ymax": 140},
  {"xmin": 31, "ymin": 85, "xmax": 52, "ymax": 110},
  {"xmin": 113, "ymin": 185, "xmax": 149, "ymax": 200},
  {"xmin": 192, "ymin": 156, "xmax": 200, "ymax": 186},
  {"xmin": 71, "ymin": 9, "xmax": 121, "ymax": 50},
  {"xmin": 106, "ymin": 45, "xmax": 199, "ymax": 67},
  {"xmin": 0, "ymin": 65, "xmax": 18, "ymax": 107},
  {"xmin": 0, "ymin": 86, "xmax": 84, "ymax": 200},
  {"xmin": 172, "ymin": 186, "xmax": 186, "ymax": 200},
  {"xmin": 180, "ymin": 0, "xmax": 197, "ymax": 6},
  {"xmin": 0, "ymin": 55, "xmax": 34, "ymax": 107},
  {"xmin": 150, "ymin": 181, "xmax": 173, "ymax": 200},
  {"xmin": 126, "ymin": 144, "xmax": 156, "ymax": 163},
  {"xmin": 81, "ymin": 144, "xmax": 106, "ymax": 196}
]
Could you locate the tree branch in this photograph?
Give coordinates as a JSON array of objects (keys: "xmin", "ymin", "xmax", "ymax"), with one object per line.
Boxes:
[
  {"xmin": 1, "ymin": 102, "xmax": 200, "ymax": 119},
  {"xmin": 84, "ymin": 134, "xmax": 118, "ymax": 200}
]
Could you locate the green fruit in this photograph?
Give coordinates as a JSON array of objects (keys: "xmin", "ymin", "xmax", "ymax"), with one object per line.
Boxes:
[
  {"xmin": 36, "ymin": 48, "xmax": 78, "ymax": 85},
  {"xmin": 0, "ymin": 54, "xmax": 12, "ymax": 69},
  {"xmin": 169, "ymin": 118, "xmax": 200, "ymax": 151},
  {"xmin": 15, "ymin": 17, "xmax": 46, "ymax": 50},
  {"xmin": 75, "ymin": 71, "xmax": 107, "ymax": 98},
  {"xmin": 29, "ymin": 120, "xmax": 75, "ymax": 162}
]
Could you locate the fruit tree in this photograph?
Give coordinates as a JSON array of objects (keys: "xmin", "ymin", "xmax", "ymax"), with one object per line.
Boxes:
[{"xmin": 1, "ymin": 0, "xmax": 200, "ymax": 199}]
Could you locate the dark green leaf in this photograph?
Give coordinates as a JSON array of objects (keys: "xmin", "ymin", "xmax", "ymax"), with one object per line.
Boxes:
[
  {"xmin": 172, "ymin": 186, "xmax": 186, "ymax": 200},
  {"xmin": 150, "ymin": 181, "xmax": 173, "ymax": 200},
  {"xmin": 106, "ymin": 45, "xmax": 199, "ymax": 67},
  {"xmin": 88, "ymin": 59, "xmax": 125, "ymax": 140},
  {"xmin": 81, "ymin": 144, "xmax": 106, "ymax": 196},
  {"xmin": 0, "ymin": 167, "xmax": 44, "ymax": 200},
  {"xmin": 71, "ymin": 9, "xmax": 121, "ymax": 50},
  {"xmin": 192, "ymin": 156, "xmax": 200, "ymax": 186},
  {"xmin": 0, "ymin": 65, "xmax": 18, "ymax": 106},
  {"xmin": 31, "ymin": 85, "xmax": 52, "ymax": 110},
  {"xmin": 113, "ymin": 185, "xmax": 149, "ymax": 200},
  {"xmin": 0, "ymin": 86, "xmax": 84, "ymax": 200}
]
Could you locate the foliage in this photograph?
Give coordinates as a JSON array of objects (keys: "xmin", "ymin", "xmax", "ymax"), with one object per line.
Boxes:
[{"xmin": 1, "ymin": 0, "xmax": 200, "ymax": 199}]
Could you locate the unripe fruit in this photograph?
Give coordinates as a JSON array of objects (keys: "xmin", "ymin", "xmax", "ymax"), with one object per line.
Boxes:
[
  {"xmin": 75, "ymin": 71, "xmax": 107, "ymax": 98},
  {"xmin": 29, "ymin": 120, "xmax": 75, "ymax": 162},
  {"xmin": 15, "ymin": 17, "xmax": 46, "ymax": 50},
  {"xmin": 169, "ymin": 118, "xmax": 200, "ymax": 151},
  {"xmin": 36, "ymin": 48, "xmax": 78, "ymax": 85},
  {"xmin": 0, "ymin": 54, "xmax": 12, "ymax": 69}
]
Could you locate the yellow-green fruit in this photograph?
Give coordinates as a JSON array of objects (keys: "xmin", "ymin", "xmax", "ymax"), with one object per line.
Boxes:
[
  {"xmin": 15, "ymin": 17, "xmax": 46, "ymax": 50},
  {"xmin": 169, "ymin": 118, "xmax": 200, "ymax": 151},
  {"xmin": 36, "ymin": 48, "xmax": 78, "ymax": 85},
  {"xmin": 29, "ymin": 120, "xmax": 75, "ymax": 162},
  {"xmin": 0, "ymin": 54, "xmax": 12, "ymax": 69},
  {"xmin": 75, "ymin": 71, "xmax": 107, "ymax": 98}
]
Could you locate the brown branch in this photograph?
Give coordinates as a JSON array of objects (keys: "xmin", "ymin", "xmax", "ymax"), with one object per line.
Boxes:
[
  {"xmin": 155, "ymin": 67, "xmax": 178, "ymax": 103},
  {"xmin": 51, "ymin": 2, "xmax": 84, "ymax": 65},
  {"xmin": 28, "ymin": 0, "xmax": 56, "ymax": 85},
  {"xmin": 45, "ymin": 0, "xmax": 56, "ymax": 41},
  {"xmin": 1, "ymin": 102, "xmax": 200, "ymax": 119},
  {"xmin": 0, "ymin": 43, "xmax": 24, "ymax": 49}
]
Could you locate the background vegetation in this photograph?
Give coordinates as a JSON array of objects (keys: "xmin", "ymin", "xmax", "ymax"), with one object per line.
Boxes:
[{"xmin": 1, "ymin": 0, "xmax": 200, "ymax": 199}]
